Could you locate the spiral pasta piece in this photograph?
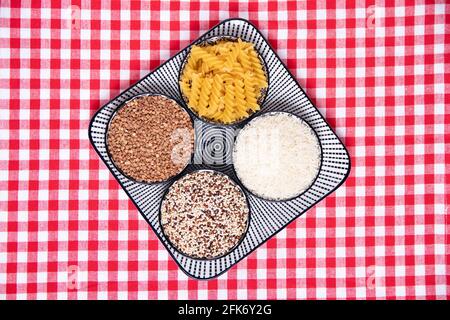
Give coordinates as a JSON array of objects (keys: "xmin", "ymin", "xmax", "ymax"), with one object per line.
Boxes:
[
  {"xmin": 224, "ymin": 46, "xmax": 240, "ymax": 70},
  {"xmin": 248, "ymin": 50, "xmax": 268, "ymax": 87},
  {"xmin": 222, "ymin": 84, "xmax": 239, "ymax": 123},
  {"xmin": 207, "ymin": 74, "xmax": 223, "ymax": 117},
  {"xmin": 238, "ymin": 50, "xmax": 252, "ymax": 71},
  {"xmin": 188, "ymin": 74, "xmax": 203, "ymax": 110},
  {"xmin": 191, "ymin": 46, "xmax": 223, "ymax": 71},
  {"xmin": 244, "ymin": 74, "xmax": 259, "ymax": 112},
  {"xmin": 180, "ymin": 80, "xmax": 191, "ymax": 98},
  {"xmin": 198, "ymin": 77, "xmax": 213, "ymax": 116},
  {"xmin": 234, "ymin": 79, "xmax": 248, "ymax": 118}
]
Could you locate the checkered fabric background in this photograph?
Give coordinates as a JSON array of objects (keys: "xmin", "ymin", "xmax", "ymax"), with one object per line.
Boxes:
[{"xmin": 0, "ymin": 0, "xmax": 448, "ymax": 300}]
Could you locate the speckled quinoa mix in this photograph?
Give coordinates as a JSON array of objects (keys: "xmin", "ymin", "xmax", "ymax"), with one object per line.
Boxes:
[
  {"xmin": 161, "ymin": 170, "xmax": 249, "ymax": 259},
  {"xmin": 107, "ymin": 95, "xmax": 194, "ymax": 183}
]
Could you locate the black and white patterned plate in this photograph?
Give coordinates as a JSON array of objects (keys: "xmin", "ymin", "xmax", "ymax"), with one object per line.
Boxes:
[{"xmin": 89, "ymin": 18, "xmax": 351, "ymax": 279}]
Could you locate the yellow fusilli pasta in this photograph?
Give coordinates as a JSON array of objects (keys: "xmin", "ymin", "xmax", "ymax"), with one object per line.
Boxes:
[
  {"xmin": 179, "ymin": 38, "xmax": 268, "ymax": 124},
  {"xmin": 244, "ymin": 74, "xmax": 259, "ymax": 112},
  {"xmin": 208, "ymin": 74, "xmax": 224, "ymax": 117},
  {"xmin": 198, "ymin": 78, "xmax": 213, "ymax": 115},
  {"xmin": 188, "ymin": 73, "xmax": 203, "ymax": 109}
]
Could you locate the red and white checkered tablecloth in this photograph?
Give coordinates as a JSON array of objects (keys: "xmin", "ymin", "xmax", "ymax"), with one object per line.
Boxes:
[{"xmin": 0, "ymin": 0, "xmax": 448, "ymax": 300}]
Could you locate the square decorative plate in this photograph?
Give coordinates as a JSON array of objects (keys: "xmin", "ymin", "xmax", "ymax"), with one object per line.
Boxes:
[{"xmin": 89, "ymin": 18, "xmax": 351, "ymax": 279}]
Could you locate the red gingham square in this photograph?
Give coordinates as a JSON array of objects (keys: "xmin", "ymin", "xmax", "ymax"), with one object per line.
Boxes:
[{"xmin": 0, "ymin": 0, "xmax": 448, "ymax": 299}]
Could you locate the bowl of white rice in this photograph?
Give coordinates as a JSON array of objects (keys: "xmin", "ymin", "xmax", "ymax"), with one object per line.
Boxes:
[{"xmin": 232, "ymin": 112, "xmax": 322, "ymax": 201}]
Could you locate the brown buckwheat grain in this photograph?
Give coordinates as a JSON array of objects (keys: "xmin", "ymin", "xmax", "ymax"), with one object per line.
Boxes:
[{"xmin": 107, "ymin": 95, "xmax": 194, "ymax": 183}]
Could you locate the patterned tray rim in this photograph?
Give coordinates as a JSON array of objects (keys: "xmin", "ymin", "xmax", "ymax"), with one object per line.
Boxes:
[{"xmin": 88, "ymin": 17, "xmax": 352, "ymax": 280}]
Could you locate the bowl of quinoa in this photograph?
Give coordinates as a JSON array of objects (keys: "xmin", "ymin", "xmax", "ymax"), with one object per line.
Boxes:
[{"xmin": 160, "ymin": 170, "xmax": 250, "ymax": 259}]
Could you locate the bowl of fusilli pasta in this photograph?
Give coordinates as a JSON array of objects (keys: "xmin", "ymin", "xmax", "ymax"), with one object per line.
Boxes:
[{"xmin": 178, "ymin": 36, "xmax": 269, "ymax": 125}]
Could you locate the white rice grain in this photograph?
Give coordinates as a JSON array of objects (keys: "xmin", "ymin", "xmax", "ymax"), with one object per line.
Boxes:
[{"xmin": 233, "ymin": 112, "xmax": 321, "ymax": 200}]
